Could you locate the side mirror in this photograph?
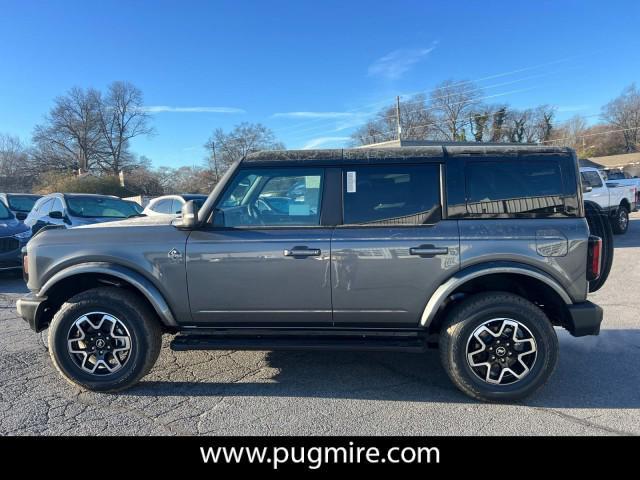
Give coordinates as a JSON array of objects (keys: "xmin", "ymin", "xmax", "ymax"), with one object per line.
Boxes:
[
  {"xmin": 176, "ymin": 200, "xmax": 199, "ymax": 229},
  {"xmin": 15, "ymin": 212, "xmax": 27, "ymax": 220},
  {"xmin": 49, "ymin": 210, "xmax": 64, "ymax": 219},
  {"xmin": 582, "ymin": 185, "xmax": 593, "ymax": 193}
]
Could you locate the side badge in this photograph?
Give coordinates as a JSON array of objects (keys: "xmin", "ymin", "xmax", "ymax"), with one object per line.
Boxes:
[{"xmin": 168, "ymin": 248, "xmax": 183, "ymax": 261}]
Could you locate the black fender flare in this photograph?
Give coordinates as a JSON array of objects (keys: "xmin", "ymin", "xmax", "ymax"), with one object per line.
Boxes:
[
  {"xmin": 420, "ymin": 261, "xmax": 573, "ymax": 328},
  {"xmin": 39, "ymin": 262, "xmax": 178, "ymax": 326}
]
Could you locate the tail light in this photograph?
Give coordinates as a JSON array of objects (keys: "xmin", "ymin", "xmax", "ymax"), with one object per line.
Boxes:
[
  {"xmin": 587, "ymin": 235, "xmax": 602, "ymax": 281},
  {"xmin": 22, "ymin": 249, "xmax": 28, "ymax": 283}
]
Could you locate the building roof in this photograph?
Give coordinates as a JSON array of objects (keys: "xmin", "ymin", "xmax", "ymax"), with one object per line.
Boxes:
[{"xmin": 586, "ymin": 152, "xmax": 640, "ymax": 168}]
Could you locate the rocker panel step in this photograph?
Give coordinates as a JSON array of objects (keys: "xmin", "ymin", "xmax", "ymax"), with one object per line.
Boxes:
[{"xmin": 170, "ymin": 333, "xmax": 427, "ymax": 353}]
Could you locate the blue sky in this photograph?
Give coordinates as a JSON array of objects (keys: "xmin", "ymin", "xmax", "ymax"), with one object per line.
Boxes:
[{"xmin": 1, "ymin": 0, "xmax": 639, "ymax": 168}]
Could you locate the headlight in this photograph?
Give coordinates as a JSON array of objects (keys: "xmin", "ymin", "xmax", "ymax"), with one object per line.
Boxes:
[{"xmin": 13, "ymin": 230, "xmax": 32, "ymax": 241}]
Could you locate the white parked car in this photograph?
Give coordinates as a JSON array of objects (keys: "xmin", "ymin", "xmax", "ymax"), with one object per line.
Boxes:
[
  {"xmin": 142, "ymin": 194, "xmax": 208, "ymax": 217},
  {"xmin": 580, "ymin": 167, "xmax": 636, "ymax": 234}
]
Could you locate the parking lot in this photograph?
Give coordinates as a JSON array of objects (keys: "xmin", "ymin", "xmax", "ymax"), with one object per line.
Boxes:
[{"xmin": 0, "ymin": 217, "xmax": 638, "ymax": 436}]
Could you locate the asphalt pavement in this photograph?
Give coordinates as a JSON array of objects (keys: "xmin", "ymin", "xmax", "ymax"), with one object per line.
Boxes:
[{"xmin": 1, "ymin": 216, "xmax": 639, "ymax": 435}]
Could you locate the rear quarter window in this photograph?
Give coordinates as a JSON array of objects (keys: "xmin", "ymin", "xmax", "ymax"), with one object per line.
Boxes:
[{"xmin": 449, "ymin": 155, "xmax": 579, "ymax": 218}]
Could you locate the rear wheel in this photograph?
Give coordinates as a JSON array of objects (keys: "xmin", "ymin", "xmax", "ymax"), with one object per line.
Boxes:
[
  {"xmin": 439, "ymin": 292, "xmax": 558, "ymax": 402},
  {"xmin": 48, "ymin": 287, "xmax": 162, "ymax": 392},
  {"xmin": 611, "ymin": 205, "xmax": 629, "ymax": 234}
]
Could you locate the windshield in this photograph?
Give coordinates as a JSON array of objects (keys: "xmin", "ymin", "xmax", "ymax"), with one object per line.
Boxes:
[
  {"xmin": 66, "ymin": 196, "xmax": 140, "ymax": 218},
  {"xmin": 7, "ymin": 195, "xmax": 39, "ymax": 212},
  {"xmin": 0, "ymin": 201, "xmax": 12, "ymax": 220}
]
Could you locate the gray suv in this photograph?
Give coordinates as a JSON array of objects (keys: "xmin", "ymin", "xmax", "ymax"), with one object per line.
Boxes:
[{"xmin": 17, "ymin": 145, "xmax": 607, "ymax": 402}]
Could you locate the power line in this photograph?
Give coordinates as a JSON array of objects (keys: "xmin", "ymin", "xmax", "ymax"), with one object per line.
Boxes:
[{"xmin": 270, "ymin": 52, "xmax": 595, "ymax": 137}]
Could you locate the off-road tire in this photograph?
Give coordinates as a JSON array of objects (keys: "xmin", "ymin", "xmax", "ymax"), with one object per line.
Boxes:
[
  {"xmin": 48, "ymin": 287, "xmax": 162, "ymax": 392},
  {"xmin": 439, "ymin": 292, "xmax": 558, "ymax": 402},
  {"xmin": 611, "ymin": 205, "xmax": 629, "ymax": 234}
]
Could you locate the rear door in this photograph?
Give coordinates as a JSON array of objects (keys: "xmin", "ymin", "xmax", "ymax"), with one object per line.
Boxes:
[
  {"xmin": 186, "ymin": 166, "xmax": 333, "ymax": 326},
  {"xmin": 331, "ymin": 162, "xmax": 460, "ymax": 327}
]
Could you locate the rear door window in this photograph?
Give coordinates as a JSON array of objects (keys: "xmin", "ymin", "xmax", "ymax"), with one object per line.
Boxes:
[{"xmin": 342, "ymin": 164, "xmax": 441, "ymax": 225}]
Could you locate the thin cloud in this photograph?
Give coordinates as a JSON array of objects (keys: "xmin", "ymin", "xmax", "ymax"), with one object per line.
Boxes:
[
  {"xmin": 142, "ymin": 105, "xmax": 246, "ymax": 114},
  {"xmin": 368, "ymin": 43, "xmax": 438, "ymax": 80},
  {"xmin": 302, "ymin": 136, "xmax": 351, "ymax": 150},
  {"xmin": 272, "ymin": 111, "xmax": 356, "ymax": 119}
]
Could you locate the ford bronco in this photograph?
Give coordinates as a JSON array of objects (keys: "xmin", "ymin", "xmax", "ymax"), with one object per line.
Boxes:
[{"xmin": 17, "ymin": 145, "xmax": 609, "ymax": 402}]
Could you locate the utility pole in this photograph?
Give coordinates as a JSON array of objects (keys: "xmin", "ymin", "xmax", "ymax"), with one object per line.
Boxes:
[
  {"xmin": 211, "ymin": 141, "xmax": 219, "ymax": 182},
  {"xmin": 396, "ymin": 96, "xmax": 402, "ymax": 141}
]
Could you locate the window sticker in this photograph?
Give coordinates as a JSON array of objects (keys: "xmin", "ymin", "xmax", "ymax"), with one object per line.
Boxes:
[
  {"xmin": 346, "ymin": 171, "xmax": 356, "ymax": 193},
  {"xmin": 305, "ymin": 176, "xmax": 320, "ymax": 189}
]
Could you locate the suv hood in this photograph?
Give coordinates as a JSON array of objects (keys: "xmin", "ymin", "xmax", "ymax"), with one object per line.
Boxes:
[
  {"xmin": 74, "ymin": 215, "xmax": 175, "ymax": 229},
  {"xmin": 0, "ymin": 217, "xmax": 29, "ymax": 235}
]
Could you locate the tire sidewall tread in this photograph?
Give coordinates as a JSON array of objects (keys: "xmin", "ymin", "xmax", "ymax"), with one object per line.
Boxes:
[
  {"xmin": 439, "ymin": 291, "xmax": 559, "ymax": 402},
  {"xmin": 48, "ymin": 287, "xmax": 162, "ymax": 392}
]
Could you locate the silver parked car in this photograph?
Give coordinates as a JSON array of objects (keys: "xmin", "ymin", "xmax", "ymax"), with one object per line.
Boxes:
[{"xmin": 16, "ymin": 145, "xmax": 608, "ymax": 402}]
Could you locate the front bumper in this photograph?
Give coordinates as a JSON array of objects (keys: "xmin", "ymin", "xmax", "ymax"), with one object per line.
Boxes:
[
  {"xmin": 16, "ymin": 293, "xmax": 49, "ymax": 333},
  {"xmin": 565, "ymin": 301, "xmax": 603, "ymax": 337},
  {"xmin": 0, "ymin": 242, "xmax": 25, "ymax": 271}
]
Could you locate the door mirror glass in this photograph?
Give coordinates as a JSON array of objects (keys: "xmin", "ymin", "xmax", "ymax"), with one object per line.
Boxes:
[
  {"xmin": 583, "ymin": 185, "xmax": 593, "ymax": 193},
  {"xmin": 49, "ymin": 210, "xmax": 64, "ymax": 219}
]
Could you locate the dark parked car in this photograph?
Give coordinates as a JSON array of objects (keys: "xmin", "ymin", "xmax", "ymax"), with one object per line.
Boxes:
[
  {"xmin": 0, "ymin": 193, "xmax": 42, "ymax": 221},
  {"xmin": 17, "ymin": 146, "xmax": 609, "ymax": 402},
  {"xmin": 24, "ymin": 193, "xmax": 142, "ymax": 234},
  {"xmin": 0, "ymin": 200, "xmax": 31, "ymax": 272}
]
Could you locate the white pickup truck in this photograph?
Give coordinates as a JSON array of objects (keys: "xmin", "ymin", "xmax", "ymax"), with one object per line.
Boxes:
[{"xmin": 581, "ymin": 167, "xmax": 637, "ymax": 234}]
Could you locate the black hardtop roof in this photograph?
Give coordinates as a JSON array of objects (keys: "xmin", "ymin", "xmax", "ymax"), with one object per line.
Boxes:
[{"xmin": 243, "ymin": 145, "xmax": 573, "ymax": 165}]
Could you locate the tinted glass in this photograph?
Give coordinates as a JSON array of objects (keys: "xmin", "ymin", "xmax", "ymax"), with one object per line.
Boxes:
[
  {"xmin": 7, "ymin": 195, "xmax": 39, "ymax": 212},
  {"xmin": 171, "ymin": 199, "xmax": 183, "ymax": 214},
  {"xmin": 581, "ymin": 171, "xmax": 603, "ymax": 188},
  {"xmin": 0, "ymin": 201, "xmax": 11, "ymax": 219},
  {"xmin": 217, "ymin": 168, "xmax": 323, "ymax": 227},
  {"xmin": 464, "ymin": 159, "xmax": 575, "ymax": 217},
  {"xmin": 66, "ymin": 196, "xmax": 138, "ymax": 218},
  {"xmin": 50, "ymin": 198, "xmax": 64, "ymax": 213},
  {"xmin": 152, "ymin": 199, "xmax": 174, "ymax": 214},
  {"xmin": 38, "ymin": 199, "xmax": 53, "ymax": 216},
  {"xmin": 342, "ymin": 165, "xmax": 441, "ymax": 225}
]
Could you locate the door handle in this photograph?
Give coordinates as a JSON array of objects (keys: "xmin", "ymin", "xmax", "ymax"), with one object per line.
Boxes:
[
  {"xmin": 283, "ymin": 247, "xmax": 321, "ymax": 257},
  {"xmin": 410, "ymin": 246, "xmax": 449, "ymax": 256}
]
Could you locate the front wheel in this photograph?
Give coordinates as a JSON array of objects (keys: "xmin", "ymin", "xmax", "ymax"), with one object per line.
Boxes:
[
  {"xmin": 439, "ymin": 292, "xmax": 558, "ymax": 402},
  {"xmin": 611, "ymin": 206, "xmax": 629, "ymax": 234},
  {"xmin": 48, "ymin": 287, "xmax": 162, "ymax": 392}
]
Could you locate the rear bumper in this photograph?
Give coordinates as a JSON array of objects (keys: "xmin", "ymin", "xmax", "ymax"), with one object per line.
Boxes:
[
  {"xmin": 16, "ymin": 293, "xmax": 49, "ymax": 333},
  {"xmin": 565, "ymin": 301, "xmax": 603, "ymax": 337}
]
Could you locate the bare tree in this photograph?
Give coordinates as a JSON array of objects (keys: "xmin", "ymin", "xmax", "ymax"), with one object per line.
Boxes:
[
  {"xmin": 32, "ymin": 87, "xmax": 103, "ymax": 173},
  {"xmin": 469, "ymin": 108, "xmax": 491, "ymax": 142},
  {"xmin": 97, "ymin": 81, "xmax": 153, "ymax": 175},
  {"xmin": 601, "ymin": 83, "xmax": 640, "ymax": 152},
  {"xmin": 205, "ymin": 122, "xmax": 284, "ymax": 175},
  {"xmin": 490, "ymin": 106, "xmax": 508, "ymax": 142},
  {"xmin": 430, "ymin": 80, "xmax": 481, "ymax": 141},
  {"xmin": 350, "ymin": 94, "xmax": 438, "ymax": 146},
  {"xmin": 0, "ymin": 134, "xmax": 35, "ymax": 192}
]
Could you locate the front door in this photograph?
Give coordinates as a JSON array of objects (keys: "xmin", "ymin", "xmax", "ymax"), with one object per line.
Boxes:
[
  {"xmin": 331, "ymin": 163, "xmax": 460, "ymax": 326},
  {"xmin": 186, "ymin": 166, "xmax": 333, "ymax": 326}
]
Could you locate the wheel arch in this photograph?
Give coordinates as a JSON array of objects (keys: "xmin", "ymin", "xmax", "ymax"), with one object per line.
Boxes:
[
  {"xmin": 620, "ymin": 198, "xmax": 631, "ymax": 212},
  {"xmin": 422, "ymin": 262, "xmax": 573, "ymax": 332},
  {"xmin": 38, "ymin": 262, "xmax": 178, "ymax": 331}
]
